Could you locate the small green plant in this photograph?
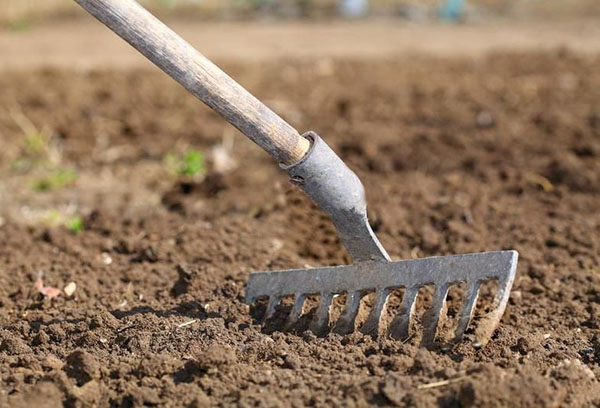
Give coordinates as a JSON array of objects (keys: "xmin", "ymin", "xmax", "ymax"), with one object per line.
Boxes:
[
  {"xmin": 31, "ymin": 169, "xmax": 78, "ymax": 191},
  {"xmin": 41, "ymin": 210, "xmax": 84, "ymax": 233},
  {"xmin": 24, "ymin": 131, "xmax": 48, "ymax": 157},
  {"xmin": 164, "ymin": 149, "xmax": 206, "ymax": 177},
  {"xmin": 64, "ymin": 216, "xmax": 84, "ymax": 233}
]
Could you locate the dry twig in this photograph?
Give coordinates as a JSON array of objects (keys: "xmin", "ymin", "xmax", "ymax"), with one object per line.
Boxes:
[{"xmin": 417, "ymin": 376, "xmax": 468, "ymax": 390}]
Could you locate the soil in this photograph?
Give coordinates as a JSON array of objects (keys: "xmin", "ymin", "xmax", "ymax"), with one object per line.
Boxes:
[
  {"xmin": 3, "ymin": 19, "xmax": 600, "ymax": 70},
  {"xmin": 0, "ymin": 50, "xmax": 599, "ymax": 407}
]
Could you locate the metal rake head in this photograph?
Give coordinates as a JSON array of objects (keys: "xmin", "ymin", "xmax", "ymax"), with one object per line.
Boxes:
[
  {"xmin": 246, "ymin": 251, "xmax": 518, "ymax": 347},
  {"xmin": 247, "ymin": 132, "xmax": 518, "ymax": 347}
]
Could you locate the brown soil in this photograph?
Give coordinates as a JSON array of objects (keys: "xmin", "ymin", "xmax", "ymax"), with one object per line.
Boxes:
[
  {"xmin": 0, "ymin": 51, "xmax": 599, "ymax": 407},
  {"xmin": 3, "ymin": 19, "xmax": 600, "ymax": 70}
]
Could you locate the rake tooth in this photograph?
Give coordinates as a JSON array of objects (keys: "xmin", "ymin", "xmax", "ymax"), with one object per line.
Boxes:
[
  {"xmin": 453, "ymin": 281, "xmax": 481, "ymax": 343},
  {"xmin": 309, "ymin": 292, "xmax": 334, "ymax": 334},
  {"xmin": 263, "ymin": 295, "xmax": 281, "ymax": 323},
  {"xmin": 420, "ymin": 284, "xmax": 450, "ymax": 347},
  {"xmin": 284, "ymin": 293, "xmax": 307, "ymax": 329},
  {"xmin": 388, "ymin": 287, "xmax": 418, "ymax": 340},
  {"xmin": 474, "ymin": 277, "xmax": 512, "ymax": 347},
  {"xmin": 333, "ymin": 291, "xmax": 362, "ymax": 335},
  {"xmin": 361, "ymin": 288, "xmax": 391, "ymax": 337}
]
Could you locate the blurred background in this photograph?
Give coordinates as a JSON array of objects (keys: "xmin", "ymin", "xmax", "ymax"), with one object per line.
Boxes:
[
  {"xmin": 1, "ymin": 0, "xmax": 600, "ymax": 24},
  {"xmin": 2, "ymin": 0, "xmax": 600, "ymax": 70},
  {"xmin": 0, "ymin": 0, "xmax": 598, "ymax": 238}
]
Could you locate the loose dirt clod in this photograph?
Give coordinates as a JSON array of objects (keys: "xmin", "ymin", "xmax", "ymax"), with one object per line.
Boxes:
[
  {"xmin": 6, "ymin": 381, "xmax": 64, "ymax": 408},
  {"xmin": 65, "ymin": 350, "xmax": 101, "ymax": 386}
]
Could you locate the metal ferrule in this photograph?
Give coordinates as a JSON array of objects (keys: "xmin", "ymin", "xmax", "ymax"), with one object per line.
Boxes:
[{"xmin": 281, "ymin": 131, "xmax": 390, "ymax": 263}]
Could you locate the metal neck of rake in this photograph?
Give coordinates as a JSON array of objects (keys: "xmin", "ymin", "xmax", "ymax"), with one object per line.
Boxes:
[{"xmin": 281, "ymin": 131, "xmax": 390, "ymax": 263}]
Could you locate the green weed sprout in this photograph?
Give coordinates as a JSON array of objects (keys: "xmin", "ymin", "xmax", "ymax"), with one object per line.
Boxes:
[
  {"xmin": 31, "ymin": 169, "xmax": 78, "ymax": 191},
  {"xmin": 24, "ymin": 131, "xmax": 48, "ymax": 157},
  {"xmin": 164, "ymin": 149, "xmax": 206, "ymax": 177},
  {"xmin": 65, "ymin": 216, "xmax": 84, "ymax": 234},
  {"xmin": 41, "ymin": 211, "xmax": 84, "ymax": 233}
]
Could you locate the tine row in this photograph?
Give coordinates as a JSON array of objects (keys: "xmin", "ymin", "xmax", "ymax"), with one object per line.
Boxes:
[
  {"xmin": 247, "ymin": 251, "xmax": 518, "ymax": 346},
  {"xmin": 258, "ymin": 281, "xmax": 488, "ymax": 344}
]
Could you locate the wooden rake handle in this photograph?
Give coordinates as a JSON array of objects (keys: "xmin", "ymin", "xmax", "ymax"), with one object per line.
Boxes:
[{"xmin": 74, "ymin": 0, "xmax": 310, "ymax": 165}]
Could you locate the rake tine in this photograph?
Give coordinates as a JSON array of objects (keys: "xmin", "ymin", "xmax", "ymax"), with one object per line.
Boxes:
[
  {"xmin": 263, "ymin": 295, "xmax": 281, "ymax": 323},
  {"xmin": 333, "ymin": 291, "xmax": 362, "ymax": 335},
  {"xmin": 309, "ymin": 293, "xmax": 334, "ymax": 334},
  {"xmin": 474, "ymin": 276, "xmax": 512, "ymax": 346},
  {"xmin": 285, "ymin": 293, "xmax": 307, "ymax": 329},
  {"xmin": 421, "ymin": 284, "xmax": 450, "ymax": 346},
  {"xmin": 453, "ymin": 281, "xmax": 481, "ymax": 342},
  {"xmin": 361, "ymin": 288, "xmax": 391, "ymax": 337},
  {"xmin": 388, "ymin": 287, "xmax": 418, "ymax": 340}
]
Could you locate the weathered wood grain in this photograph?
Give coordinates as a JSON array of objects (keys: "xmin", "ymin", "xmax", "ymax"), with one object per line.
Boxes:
[{"xmin": 74, "ymin": 0, "xmax": 310, "ymax": 165}]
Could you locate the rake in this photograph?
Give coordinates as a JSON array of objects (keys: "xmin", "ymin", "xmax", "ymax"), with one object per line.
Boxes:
[{"xmin": 75, "ymin": 0, "xmax": 518, "ymax": 347}]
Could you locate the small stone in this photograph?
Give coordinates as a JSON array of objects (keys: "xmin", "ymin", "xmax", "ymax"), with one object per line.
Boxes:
[
  {"xmin": 64, "ymin": 282, "xmax": 77, "ymax": 297},
  {"xmin": 476, "ymin": 110, "xmax": 495, "ymax": 128},
  {"xmin": 100, "ymin": 252, "xmax": 112, "ymax": 265}
]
